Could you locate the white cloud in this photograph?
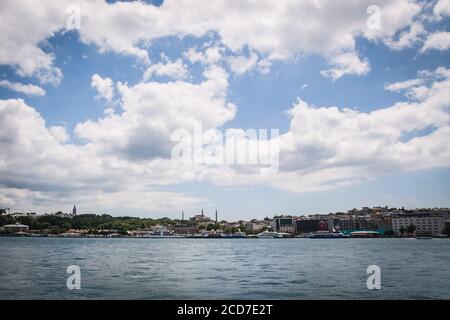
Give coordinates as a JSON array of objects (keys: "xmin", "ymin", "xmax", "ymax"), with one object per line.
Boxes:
[
  {"xmin": 434, "ymin": 0, "xmax": 450, "ymax": 17},
  {"xmin": 385, "ymin": 78, "xmax": 429, "ymax": 100},
  {"xmin": 78, "ymin": 65, "xmax": 235, "ymax": 161},
  {"xmin": 49, "ymin": 126, "xmax": 69, "ymax": 143},
  {"xmin": 183, "ymin": 47, "xmax": 205, "ymax": 64},
  {"xmin": 320, "ymin": 52, "xmax": 370, "ymax": 80},
  {"xmin": 195, "ymin": 67, "xmax": 450, "ymax": 192},
  {"xmin": 185, "ymin": 45, "xmax": 269, "ymax": 75},
  {"xmin": 0, "ymin": 98, "xmax": 205, "ymax": 216},
  {"xmin": 0, "ymin": 185, "xmax": 205, "ymax": 217},
  {"xmin": 0, "ymin": 0, "xmax": 429, "ymax": 82},
  {"xmin": 1, "ymin": 67, "xmax": 450, "ymax": 213},
  {"xmin": 80, "ymin": 67, "xmax": 450, "ymax": 194},
  {"xmin": 277, "ymin": 69, "xmax": 450, "ymax": 191},
  {"xmin": 421, "ymin": 31, "xmax": 450, "ymax": 52},
  {"xmin": 385, "ymin": 78, "xmax": 424, "ymax": 92},
  {"xmin": 91, "ymin": 74, "xmax": 114, "ymax": 102},
  {"xmin": 0, "ymin": 80, "xmax": 45, "ymax": 96},
  {"xmin": 0, "ymin": 0, "xmax": 65, "ymax": 85},
  {"xmin": 227, "ymin": 52, "xmax": 259, "ymax": 75},
  {"xmin": 143, "ymin": 55, "xmax": 189, "ymax": 81},
  {"xmin": 363, "ymin": 0, "xmax": 423, "ymax": 45},
  {"xmin": 1, "ymin": 1, "xmax": 450, "ymax": 215},
  {"xmin": 385, "ymin": 22, "xmax": 426, "ymax": 50},
  {"xmin": 257, "ymin": 59, "xmax": 272, "ymax": 74},
  {"xmin": 386, "ymin": 68, "xmax": 450, "ymax": 100},
  {"xmin": 183, "ymin": 45, "xmax": 223, "ymax": 66}
]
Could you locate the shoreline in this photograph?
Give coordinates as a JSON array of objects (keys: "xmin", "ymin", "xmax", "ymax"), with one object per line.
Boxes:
[{"xmin": 1, "ymin": 234, "xmax": 448, "ymax": 239}]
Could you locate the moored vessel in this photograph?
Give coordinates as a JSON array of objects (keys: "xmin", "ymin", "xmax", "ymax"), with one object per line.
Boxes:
[
  {"xmin": 308, "ymin": 231, "xmax": 349, "ymax": 239},
  {"xmin": 256, "ymin": 230, "xmax": 279, "ymax": 238}
]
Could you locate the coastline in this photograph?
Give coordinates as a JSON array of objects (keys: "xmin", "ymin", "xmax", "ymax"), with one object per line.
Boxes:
[{"xmin": 1, "ymin": 233, "xmax": 447, "ymax": 239}]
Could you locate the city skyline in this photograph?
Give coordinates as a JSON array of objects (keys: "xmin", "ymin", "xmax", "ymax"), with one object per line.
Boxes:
[
  {"xmin": 2, "ymin": 204, "xmax": 449, "ymax": 239},
  {"xmin": 0, "ymin": 1, "xmax": 450, "ymax": 220},
  {"xmin": 4, "ymin": 204, "xmax": 450, "ymax": 221}
]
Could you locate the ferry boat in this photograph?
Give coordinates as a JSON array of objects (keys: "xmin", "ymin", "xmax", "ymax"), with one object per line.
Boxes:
[
  {"xmin": 415, "ymin": 232, "xmax": 432, "ymax": 240},
  {"xmin": 145, "ymin": 227, "xmax": 183, "ymax": 238},
  {"xmin": 231, "ymin": 231, "xmax": 247, "ymax": 238},
  {"xmin": 308, "ymin": 231, "xmax": 349, "ymax": 239},
  {"xmin": 219, "ymin": 231, "xmax": 247, "ymax": 238},
  {"xmin": 276, "ymin": 232, "xmax": 294, "ymax": 238},
  {"xmin": 415, "ymin": 236, "xmax": 432, "ymax": 240},
  {"xmin": 184, "ymin": 230, "xmax": 223, "ymax": 238},
  {"xmin": 256, "ymin": 231, "xmax": 279, "ymax": 238}
]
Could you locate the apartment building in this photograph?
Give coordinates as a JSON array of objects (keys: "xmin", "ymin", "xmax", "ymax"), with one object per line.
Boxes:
[{"xmin": 392, "ymin": 214, "xmax": 445, "ymax": 236}]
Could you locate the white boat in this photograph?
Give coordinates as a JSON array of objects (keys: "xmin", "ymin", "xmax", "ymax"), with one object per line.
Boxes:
[
  {"xmin": 308, "ymin": 231, "xmax": 349, "ymax": 239},
  {"xmin": 415, "ymin": 231, "xmax": 432, "ymax": 240},
  {"xmin": 200, "ymin": 230, "xmax": 212, "ymax": 238},
  {"xmin": 231, "ymin": 231, "xmax": 247, "ymax": 238},
  {"xmin": 256, "ymin": 230, "xmax": 279, "ymax": 238},
  {"xmin": 144, "ymin": 227, "xmax": 183, "ymax": 238},
  {"xmin": 275, "ymin": 232, "xmax": 292, "ymax": 238}
]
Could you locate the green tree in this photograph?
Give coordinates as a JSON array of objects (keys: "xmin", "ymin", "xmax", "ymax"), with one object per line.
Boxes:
[
  {"xmin": 117, "ymin": 228, "xmax": 128, "ymax": 236},
  {"xmin": 399, "ymin": 226, "xmax": 406, "ymax": 236},
  {"xmin": 230, "ymin": 227, "xmax": 240, "ymax": 233},
  {"xmin": 49, "ymin": 226, "xmax": 61, "ymax": 234},
  {"xmin": 406, "ymin": 224, "xmax": 416, "ymax": 234},
  {"xmin": 0, "ymin": 215, "xmax": 15, "ymax": 227}
]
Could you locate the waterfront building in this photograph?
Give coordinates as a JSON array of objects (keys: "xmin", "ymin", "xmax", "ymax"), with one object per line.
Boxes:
[
  {"xmin": 3, "ymin": 223, "xmax": 29, "ymax": 234},
  {"xmin": 372, "ymin": 215, "xmax": 393, "ymax": 232},
  {"xmin": 392, "ymin": 213, "xmax": 445, "ymax": 236},
  {"xmin": 347, "ymin": 207, "xmax": 370, "ymax": 216},
  {"xmin": 332, "ymin": 216, "xmax": 377, "ymax": 232},
  {"xmin": 307, "ymin": 214, "xmax": 332, "ymax": 221},
  {"xmin": 372, "ymin": 206, "xmax": 389, "ymax": 214},
  {"xmin": 244, "ymin": 221, "xmax": 266, "ymax": 232},
  {"xmin": 272, "ymin": 217, "xmax": 294, "ymax": 233},
  {"xmin": 295, "ymin": 219, "xmax": 328, "ymax": 234}
]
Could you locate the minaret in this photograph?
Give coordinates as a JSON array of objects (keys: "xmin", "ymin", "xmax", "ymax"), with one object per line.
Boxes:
[
  {"xmin": 182, "ymin": 210, "xmax": 184, "ymax": 221},
  {"xmin": 215, "ymin": 209, "xmax": 218, "ymax": 223},
  {"xmin": 201, "ymin": 208, "xmax": 204, "ymax": 220},
  {"xmin": 72, "ymin": 205, "xmax": 77, "ymax": 215}
]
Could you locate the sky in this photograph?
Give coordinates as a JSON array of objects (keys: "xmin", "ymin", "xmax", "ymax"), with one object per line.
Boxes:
[{"xmin": 0, "ymin": 0, "xmax": 449, "ymax": 220}]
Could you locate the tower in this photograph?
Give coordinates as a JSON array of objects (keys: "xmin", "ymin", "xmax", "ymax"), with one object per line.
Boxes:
[
  {"xmin": 182, "ymin": 210, "xmax": 184, "ymax": 221},
  {"xmin": 72, "ymin": 205, "xmax": 77, "ymax": 215},
  {"xmin": 215, "ymin": 209, "xmax": 218, "ymax": 223}
]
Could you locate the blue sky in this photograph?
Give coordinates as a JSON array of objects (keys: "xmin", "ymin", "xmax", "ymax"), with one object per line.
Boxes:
[{"xmin": 0, "ymin": 0, "xmax": 449, "ymax": 220}]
